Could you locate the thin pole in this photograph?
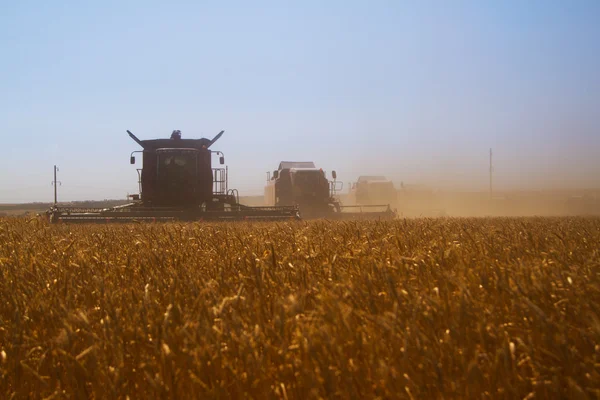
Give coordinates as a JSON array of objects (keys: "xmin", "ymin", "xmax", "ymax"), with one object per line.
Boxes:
[
  {"xmin": 489, "ymin": 149, "xmax": 493, "ymax": 199},
  {"xmin": 54, "ymin": 165, "xmax": 58, "ymax": 204}
]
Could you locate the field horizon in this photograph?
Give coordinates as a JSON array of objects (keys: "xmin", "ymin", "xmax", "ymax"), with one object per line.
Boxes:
[{"xmin": 2, "ymin": 186, "xmax": 600, "ymax": 218}]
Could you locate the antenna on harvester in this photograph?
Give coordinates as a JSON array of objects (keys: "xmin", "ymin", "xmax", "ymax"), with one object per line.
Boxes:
[
  {"xmin": 489, "ymin": 148, "xmax": 493, "ymax": 200},
  {"xmin": 52, "ymin": 165, "xmax": 62, "ymax": 205}
]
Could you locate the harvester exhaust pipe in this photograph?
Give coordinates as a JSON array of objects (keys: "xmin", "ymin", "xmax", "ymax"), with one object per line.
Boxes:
[
  {"xmin": 207, "ymin": 130, "xmax": 225, "ymax": 148},
  {"xmin": 127, "ymin": 130, "xmax": 144, "ymax": 148}
]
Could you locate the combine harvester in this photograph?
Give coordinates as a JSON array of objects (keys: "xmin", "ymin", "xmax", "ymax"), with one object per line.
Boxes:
[
  {"xmin": 349, "ymin": 176, "xmax": 398, "ymax": 206},
  {"xmin": 48, "ymin": 130, "xmax": 299, "ymax": 223},
  {"xmin": 264, "ymin": 161, "xmax": 395, "ymax": 220}
]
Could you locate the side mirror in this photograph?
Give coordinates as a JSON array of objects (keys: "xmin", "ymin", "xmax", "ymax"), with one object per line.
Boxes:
[
  {"xmin": 219, "ymin": 156, "xmax": 225, "ymax": 165},
  {"xmin": 332, "ymin": 170, "xmax": 337, "ymax": 180},
  {"xmin": 273, "ymin": 170, "xmax": 279, "ymax": 179},
  {"xmin": 130, "ymin": 156, "xmax": 135, "ymax": 164}
]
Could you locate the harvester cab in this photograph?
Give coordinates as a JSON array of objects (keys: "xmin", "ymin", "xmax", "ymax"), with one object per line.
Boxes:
[
  {"xmin": 126, "ymin": 130, "xmax": 220, "ymax": 208},
  {"xmin": 351, "ymin": 176, "xmax": 398, "ymax": 207},
  {"xmin": 265, "ymin": 162, "xmax": 395, "ymax": 220},
  {"xmin": 48, "ymin": 130, "xmax": 299, "ymax": 223},
  {"xmin": 265, "ymin": 162, "xmax": 334, "ymax": 218}
]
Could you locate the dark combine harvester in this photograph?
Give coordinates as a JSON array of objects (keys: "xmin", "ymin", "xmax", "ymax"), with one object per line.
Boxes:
[
  {"xmin": 265, "ymin": 161, "xmax": 395, "ymax": 220},
  {"xmin": 48, "ymin": 130, "xmax": 299, "ymax": 223}
]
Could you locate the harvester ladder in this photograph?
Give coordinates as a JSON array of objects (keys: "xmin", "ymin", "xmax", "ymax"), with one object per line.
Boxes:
[
  {"xmin": 136, "ymin": 169, "xmax": 142, "ymax": 196},
  {"xmin": 330, "ymin": 181, "xmax": 343, "ymax": 197},
  {"xmin": 213, "ymin": 168, "xmax": 227, "ymax": 195}
]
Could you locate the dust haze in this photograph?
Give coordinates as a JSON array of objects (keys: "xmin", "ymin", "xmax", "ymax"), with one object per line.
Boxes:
[
  {"xmin": 334, "ymin": 151, "xmax": 600, "ymax": 217},
  {"xmin": 239, "ymin": 146, "xmax": 600, "ymax": 217}
]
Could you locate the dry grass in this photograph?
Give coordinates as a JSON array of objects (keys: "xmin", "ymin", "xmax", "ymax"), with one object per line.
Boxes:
[{"xmin": 1, "ymin": 217, "xmax": 599, "ymax": 399}]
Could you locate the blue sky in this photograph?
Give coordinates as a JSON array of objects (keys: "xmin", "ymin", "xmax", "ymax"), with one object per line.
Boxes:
[{"xmin": 1, "ymin": 0, "xmax": 599, "ymax": 202}]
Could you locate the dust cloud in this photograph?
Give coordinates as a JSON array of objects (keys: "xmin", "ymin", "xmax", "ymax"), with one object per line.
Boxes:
[
  {"xmin": 339, "ymin": 159, "xmax": 600, "ymax": 217},
  {"xmin": 242, "ymin": 185, "xmax": 600, "ymax": 218},
  {"xmin": 239, "ymin": 140, "xmax": 600, "ymax": 217}
]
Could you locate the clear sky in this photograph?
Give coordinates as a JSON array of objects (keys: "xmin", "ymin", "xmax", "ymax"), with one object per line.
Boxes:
[{"xmin": 1, "ymin": 0, "xmax": 599, "ymax": 202}]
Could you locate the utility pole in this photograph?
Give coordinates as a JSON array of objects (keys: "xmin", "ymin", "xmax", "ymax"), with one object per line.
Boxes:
[
  {"xmin": 52, "ymin": 165, "xmax": 61, "ymax": 205},
  {"xmin": 489, "ymin": 149, "xmax": 493, "ymax": 200}
]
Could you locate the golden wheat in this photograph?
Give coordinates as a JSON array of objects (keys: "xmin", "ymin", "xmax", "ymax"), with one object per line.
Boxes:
[{"xmin": 0, "ymin": 217, "xmax": 599, "ymax": 398}]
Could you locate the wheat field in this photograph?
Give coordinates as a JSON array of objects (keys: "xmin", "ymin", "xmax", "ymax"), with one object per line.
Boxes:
[{"xmin": 0, "ymin": 217, "xmax": 599, "ymax": 399}]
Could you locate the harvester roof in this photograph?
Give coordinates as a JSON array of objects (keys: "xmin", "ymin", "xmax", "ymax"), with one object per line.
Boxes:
[
  {"xmin": 357, "ymin": 176, "xmax": 390, "ymax": 182},
  {"xmin": 127, "ymin": 130, "xmax": 224, "ymax": 151},
  {"xmin": 137, "ymin": 138, "xmax": 212, "ymax": 150},
  {"xmin": 278, "ymin": 161, "xmax": 316, "ymax": 170},
  {"xmin": 289, "ymin": 168, "xmax": 321, "ymax": 174}
]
